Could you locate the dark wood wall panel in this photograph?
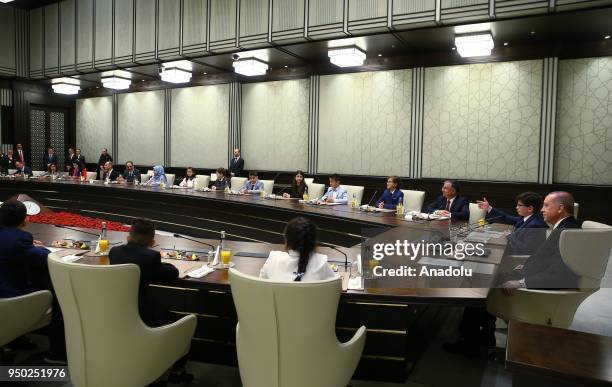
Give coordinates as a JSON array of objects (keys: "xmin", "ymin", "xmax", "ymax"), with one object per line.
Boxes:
[
  {"xmin": 44, "ymin": 4, "xmax": 60, "ymax": 77},
  {"xmin": 0, "ymin": 5, "xmax": 16, "ymax": 77},
  {"xmin": 29, "ymin": 7, "xmax": 44, "ymax": 79}
]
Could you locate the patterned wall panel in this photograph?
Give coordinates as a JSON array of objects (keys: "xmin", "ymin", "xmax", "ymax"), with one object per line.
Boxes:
[
  {"xmin": 555, "ymin": 57, "xmax": 612, "ymax": 185},
  {"xmin": 76, "ymin": 97, "xmax": 113, "ymax": 162},
  {"xmin": 241, "ymin": 79, "xmax": 310, "ymax": 172},
  {"xmin": 117, "ymin": 91, "xmax": 165, "ymax": 165},
  {"xmin": 50, "ymin": 112, "xmax": 66, "ymax": 171},
  {"xmin": 170, "ymin": 85, "xmax": 230, "ymax": 168},
  {"xmin": 318, "ymin": 70, "xmax": 412, "ymax": 176},
  {"xmin": 422, "ymin": 60, "xmax": 542, "ymax": 182},
  {"xmin": 30, "ymin": 109, "xmax": 46, "ymax": 171}
]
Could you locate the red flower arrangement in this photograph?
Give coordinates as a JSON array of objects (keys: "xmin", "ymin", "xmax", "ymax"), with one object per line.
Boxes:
[{"xmin": 28, "ymin": 211, "xmax": 130, "ymax": 232}]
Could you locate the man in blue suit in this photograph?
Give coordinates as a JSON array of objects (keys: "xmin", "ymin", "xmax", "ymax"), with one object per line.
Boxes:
[
  {"xmin": 477, "ymin": 192, "xmax": 547, "ymax": 255},
  {"xmin": 12, "ymin": 161, "xmax": 33, "ymax": 177},
  {"xmin": 43, "ymin": 147, "xmax": 59, "ymax": 170},
  {"xmin": 424, "ymin": 180, "xmax": 469, "ymax": 220}
]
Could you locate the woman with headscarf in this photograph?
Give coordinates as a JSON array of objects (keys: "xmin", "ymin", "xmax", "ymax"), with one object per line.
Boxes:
[{"xmin": 146, "ymin": 165, "xmax": 168, "ymax": 186}]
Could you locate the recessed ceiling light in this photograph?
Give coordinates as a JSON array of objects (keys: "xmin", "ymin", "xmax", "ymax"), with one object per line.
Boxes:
[
  {"xmin": 284, "ymin": 65, "xmax": 288, "ymax": 68},
  {"xmin": 605, "ymin": 35, "xmax": 611, "ymax": 39},
  {"xmin": 504, "ymin": 42, "xmax": 509, "ymax": 46},
  {"xmin": 454, "ymin": 33, "xmax": 494, "ymax": 57},
  {"xmin": 52, "ymin": 78, "xmax": 80, "ymax": 95},
  {"xmin": 160, "ymin": 60, "xmax": 192, "ymax": 83},
  {"xmin": 233, "ymin": 57, "xmax": 269, "ymax": 76},
  {"xmin": 378, "ymin": 54, "xmax": 382, "ymax": 57},
  {"xmin": 101, "ymin": 70, "xmax": 132, "ymax": 90},
  {"xmin": 328, "ymin": 46, "xmax": 366, "ymax": 67}
]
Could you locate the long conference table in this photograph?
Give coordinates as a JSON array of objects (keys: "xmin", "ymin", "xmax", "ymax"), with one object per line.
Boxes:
[{"xmin": 2, "ymin": 176, "xmax": 511, "ymax": 382}]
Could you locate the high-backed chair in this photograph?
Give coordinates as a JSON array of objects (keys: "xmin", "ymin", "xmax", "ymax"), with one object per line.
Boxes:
[
  {"xmin": 8, "ymin": 169, "xmax": 16, "ymax": 174},
  {"xmin": 308, "ymin": 183, "xmax": 325, "ymax": 200},
  {"xmin": 0, "ymin": 290, "xmax": 53, "ymax": 347},
  {"xmin": 86, "ymin": 171, "xmax": 97, "ymax": 180},
  {"xmin": 210, "ymin": 173, "xmax": 217, "ymax": 182},
  {"xmin": 401, "ymin": 189, "xmax": 425, "ymax": 212},
  {"xmin": 487, "ymin": 223, "xmax": 612, "ymax": 328},
  {"xmin": 140, "ymin": 173, "xmax": 150, "ymax": 184},
  {"xmin": 32, "ymin": 170, "xmax": 46, "ymax": 177},
  {"xmin": 574, "ymin": 202, "xmax": 580, "ymax": 219},
  {"xmin": 194, "ymin": 175, "xmax": 210, "ymax": 190},
  {"xmin": 469, "ymin": 203, "xmax": 487, "ymax": 224},
  {"xmin": 231, "ymin": 177, "xmax": 247, "ymax": 191},
  {"xmin": 343, "ymin": 185, "xmax": 364, "ymax": 205},
  {"xmin": 229, "ymin": 269, "xmax": 366, "ymax": 387},
  {"xmin": 260, "ymin": 180, "xmax": 274, "ymax": 194},
  {"xmin": 304, "ymin": 177, "xmax": 314, "ymax": 185},
  {"xmin": 165, "ymin": 174, "xmax": 176, "ymax": 186},
  {"xmin": 48, "ymin": 257, "xmax": 197, "ymax": 387}
]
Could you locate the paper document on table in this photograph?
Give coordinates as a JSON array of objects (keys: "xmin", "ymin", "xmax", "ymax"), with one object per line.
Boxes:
[
  {"xmin": 46, "ymin": 247, "xmax": 62, "ymax": 253},
  {"xmin": 62, "ymin": 254, "xmax": 82, "ymax": 263},
  {"xmin": 162, "ymin": 259, "xmax": 205, "ymax": 278},
  {"xmin": 348, "ymin": 276, "xmax": 364, "ymax": 290}
]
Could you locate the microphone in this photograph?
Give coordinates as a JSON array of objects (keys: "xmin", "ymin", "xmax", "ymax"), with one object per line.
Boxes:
[
  {"xmin": 366, "ymin": 190, "xmax": 379, "ymax": 207},
  {"xmin": 319, "ymin": 242, "xmax": 349, "ymax": 269},
  {"xmin": 173, "ymin": 233, "xmax": 216, "ymax": 251},
  {"xmin": 54, "ymin": 224, "xmax": 100, "ymax": 238},
  {"xmin": 275, "ymin": 185, "xmax": 289, "ymax": 196}
]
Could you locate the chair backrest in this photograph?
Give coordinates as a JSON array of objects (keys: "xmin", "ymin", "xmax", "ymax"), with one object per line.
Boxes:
[
  {"xmin": 343, "ymin": 185, "xmax": 364, "ymax": 205},
  {"xmin": 260, "ymin": 180, "xmax": 274, "ymax": 194},
  {"xmin": 194, "ymin": 175, "xmax": 210, "ymax": 189},
  {"xmin": 308, "ymin": 183, "xmax": 325, "ymax": 199},
  {"xmin": 86, "ymin": 171, "xmax": 97, "ymax": 180},
  {"xmin": 582, "ymin": 220, "xmax": 612, "ymax": 229},
  {"xmin": 231, "ymin": 177, "xmax": 247, "ymax": 190},
  {"xmin": 32, "ymin": 170, "xmax": 46, "ymax": 177},
  {"xmin": 48, "ymin": 257, "xmax": 145, "ymax": 387},
  {"xmin": 140, "ymin": 173, "xmax": 150, "ymax": 183},
  {"xmin": 229, "ymin": 269, "xmax": 345, "ymax": 387},
  {"xmin": 210, "ymin": 173, "xmax": 217, "ymax": 182},
  {"xmin": 147, "ymin": 169, "xmax": 154, "ymax": 176},
  {"xmin": 165, "ymin": 173, "xmax": 176, "ymax": 186},
  {"xmin": 560, "ymin": 228, "xmax": 612, "ymax": 289},
  {"xmin": 304, "ymin": 177, "xmax": 314, "ymax": 185},
  {"xmin": 8, "ymin": 168, "xmax": 16, "ymax": 174},
  {"xmin": 401, "ymin": 189, "xmax": 425, "ymax": 212},
  {"xmin": 574, "ymin": 202, "xmax": 580, "ymax": 219},
  {"xmin": 469, "ymin": 202, "xmax": 487, "ymax": 224}
]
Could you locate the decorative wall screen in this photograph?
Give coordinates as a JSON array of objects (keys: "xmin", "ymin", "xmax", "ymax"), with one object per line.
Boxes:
[
  {"xmin": 29, "ymin": 108, "xmax": 67, "ymax": 171},
  {"xmin": 30, "ymin": 109, "xmax": 46, "ymax": 171}
]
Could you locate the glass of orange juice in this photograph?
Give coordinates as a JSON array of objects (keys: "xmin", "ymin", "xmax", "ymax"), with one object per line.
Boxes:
[
  {"xmin": 221, "ymin": 249, "xmax": 231, "ymax": 267},
  {"xmin": 98, "ymin": 239, "xmax": 109, "ymax": 253}
]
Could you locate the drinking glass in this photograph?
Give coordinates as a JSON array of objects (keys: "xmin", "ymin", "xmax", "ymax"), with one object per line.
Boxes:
[{"xmin": 221, "ymin": 249, "xmax": 231, "ymax": 267}]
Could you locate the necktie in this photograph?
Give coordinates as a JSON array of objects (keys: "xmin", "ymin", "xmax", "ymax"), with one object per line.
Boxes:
[{"xmin": 445, "ymin": 200, "xmax": 450, "ymax": 211}]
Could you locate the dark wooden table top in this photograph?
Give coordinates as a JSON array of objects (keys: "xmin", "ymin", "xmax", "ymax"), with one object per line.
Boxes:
[{"xmin": 506, "ymin": 320, "xmax": 612, "ymax": 386}]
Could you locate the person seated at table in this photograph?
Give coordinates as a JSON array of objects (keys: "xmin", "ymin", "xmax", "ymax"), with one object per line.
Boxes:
[
  {"xmin": 375, "ymin": 176, "xmax": 404, "ymax": 209},
  {"xmin": 109, "ymin": 218, "xmax": 178, "ymax": 325},
  {"xmin": 179, "ymin": 167, "xmax": 198, "ymax": 188},
  {"xmin": 43, "ymin": 163, "xmax": 60, "ymax": 178},
  {"xmin": 424, "ymin": 180, "xmax": 469, "ymax": 220},
  {"xmin": 71, "ymin": 160, "xmax": 86, "ymax": 178},
  {"xmin": 119, "ymin": 160, "xmax": 141, "ymax": 183},
  {"xmin": 12, "ymin": 161, "xmax": 32, "ymax": 177},
  {"xmin": 477, "ymin": 192, "xmax": 547, "ymax": 255},
  {"xmin": 146, "ymin": 165, "xmax": 168, "ymax": 186},
  {"xmin": 0, "ymin": 148, "xmax": 16, "ymax": 174},
  {"xmin": 101, "ymin": 161, "xmax": 119, "ymax": 182},
  {"xmin": 318, "ymin": 174, "xmax": 347, "ymax": 204},
  {"xmin": 283, "ymin": 170, "xmax": 308, "ymax": 199},
  {"xmin": 0, "ymin": 200, "xmax": 66, "ymax": 363},
  {"xmin": 97, "ymin": 148, "xmax": 112, "ymax": 179},
  {"xmin": 260, "ymin": 217, "xmax": 337, "ymax": 282},
  {"xmin": 239, "ymin": 171, "xmax": 264, "ymax": 194},
  {"xmin": 211, "ymin": 167, "xmax": 230, "ymax": 190}
]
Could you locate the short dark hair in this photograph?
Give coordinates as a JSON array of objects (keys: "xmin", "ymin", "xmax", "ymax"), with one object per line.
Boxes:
[
  {"xmin": 216, "ymin": 167, "xmax": 226, "ymax": 175},
  {"xmin": 129, "ymin": 218, "xmax": 155, "ymax": 246},
  {"xmin": 444, "ymin": 180, "xmax": 461, "ymax": 194},
  {"xmin": 515, "ymin": 192, "xmax": 543, "ymax": 213},
  {"xmin": 388, "ymin": 176, "xmax": 401, "ymax": 189},
  {"xmin": 0, "ymin": 200, "xmax": 27, "ymax": 228},
  {"xmin": 248, "ymin": 171, "xmax": 258, "ymax": 178},
  {"xmin": 330, "ymin": 174, "xmax": 341, "ymax": 183}
]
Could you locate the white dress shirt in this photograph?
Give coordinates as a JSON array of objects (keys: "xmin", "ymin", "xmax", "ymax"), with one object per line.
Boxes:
[
  {"xmin": 259, "ymin": 250, "xmax": 338, "ymax": 282},
  {"xmin": 180, "ymin": 177, "xmax": 197, "ymax": 188}
]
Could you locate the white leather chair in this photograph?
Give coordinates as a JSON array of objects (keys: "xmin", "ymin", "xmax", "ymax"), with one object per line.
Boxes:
[
  {"xmin": 165, "ymin": 174, "xmax": 176, "ymax": 186},
  {"xmin": 574, "ymin": 202, "xmax": 580, "ymax": 219},
  {"xmin": 210, "ymin": 173, "xmax": 217, "ymax": 182},
  {"xmin": 304, "ymin": 177, "xmax": 314, "ymax": 185},
  {"xmin": 48, "ymin": 256, "xmax": 197, "ymax": 387},
  {"xmin": 343, "ymin": 185, "xmax": 364, "ymax": 205},
  {"xmin": 307, "ymin": 183, "xmax": 325, "ymax": 200},
  {"xmin": 469, "ymin": 202, "xmax": 487, "ymax": 224},
  {"xmin": 229, "ymin": 269, "xmax": 366, "ymax": 387},
  {"xmin": 86, "ymin": 171, "xmax": 97, "ymax": 180},
  {"xmin": 194, "ymin": 175, "xmax": 210, "ymax": 190},
  {"xmin": 401, "ymin": 189, "xmax": 425, "ymax": 212},
  {"xmin": 140, "ymin": 173, "xmax": 150, "ymax": 184},
  {"xmin": 32, "ymin": 170, "xmax": 46, "ymax": 177},
  {"xmin": 487, "ymin": 222, "xmax": 612, "ymax": 328},
  {"xmin": 0, "ymin": 290, "xmax": 53, "ymax": 347},
  {"xmin": 260, "ymin": 180, "xmax": 274, "ymax": 194},
  {"xmin": 231, "ymin": 177, "xmax": 247, "ymax": 191},
  {"xmin": 8, "ymin": 168, "xmax": 16, "ymax": 174}
]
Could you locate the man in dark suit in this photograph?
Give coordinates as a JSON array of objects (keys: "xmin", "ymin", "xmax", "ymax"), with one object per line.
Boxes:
[
  {"xmin": 74, "ymin": 148, "xmax": 86, "ymax": 166},
  {"xmin": 65, "ymin": 147, "xmax": 76, "ymax": 174},
  {"xmin": 478, "ymin": 192, "xmax": 547, "ymax": 255},
  {"xmin": 424, "ymin": 180, "xmax": 469, "ymax": 220},
  {"xmin": 101, "ymin": 161, "xmax": 120, "ymax": 182},
  {"xmin": 15, "ymin": 143, "xmax": 27, "ymax": 166},
  {"xmin": 109, "ymin": 218, "xmax": 178, "ymax": 326},
  {"xmin": 0, "ymin": 200, "xmax": 66, "ymax": 363},
  {"xmin": 43, "ymin": 147, "xmax": 59, "ymax": 170},
  {"xmin": 12, "ymin": 161, "xmax": 33, "ymax": 177},
  {"xmin": 229, "ymin": 148, "xmax": 244, "ymax": 177},
  {"xmin": 97, "ymin": 148, "xmax": 113, "ymax": 179},
  {"xmin": 0, "ymin": 150, "xmax": 9, "ymax": 174},
  {"xmin": 120, "ymin": 160, "xmax": 141, "ymax": 183}
]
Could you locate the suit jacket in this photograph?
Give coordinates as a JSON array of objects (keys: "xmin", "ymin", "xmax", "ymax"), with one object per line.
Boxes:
[
  {"xmin": 102, "ymin": 169, "xmax": 120, "ymax": 181},
  {"xmin": 488, "ymin": 208, "xmax": 548, "ymax": 255},
  {"xmin": 98, "ymin": 153, "xmax": 113, "ymax": 166},
  {"xmin": 229, "ymin": 157, "xmax": 244, "ymax": 176},
  {"xmin": 376, "ymin": 189, "xmax": 404, "ymax": 209},
  {"xmin": 15, "ymin": 148, "xmax": 27, "ymax": 164},
  {"xmin": 13, "ymin": 166, "xmax": 33, "ymax": 177},
  {"xmin": 424, "ymin": 195, "xmax": 470, "ymax": 220},
  {"xmin": 109, "ymin": 243, "xmax": 178, "ymax": 326},
  {"xmin": 73, "ymin": 154, "xmax": 86, "ymax": 165},
  {"xmin": 211, "ymin": 176, "xmax": 230, "ymax": 190},
  {"xmin": 520, "ymin": 217, "xmax": 581, "ymax": 288},
  {"xmin": 0, "ymin": 227, "xmax": 50, "ymax": 298},
  {"xmin": 43, "ymin": 153, "xmax": 58, "ymax": 167},
  {"xmin": 122, "ymin": 168, "xmax": 141, "ymax": 183}
]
